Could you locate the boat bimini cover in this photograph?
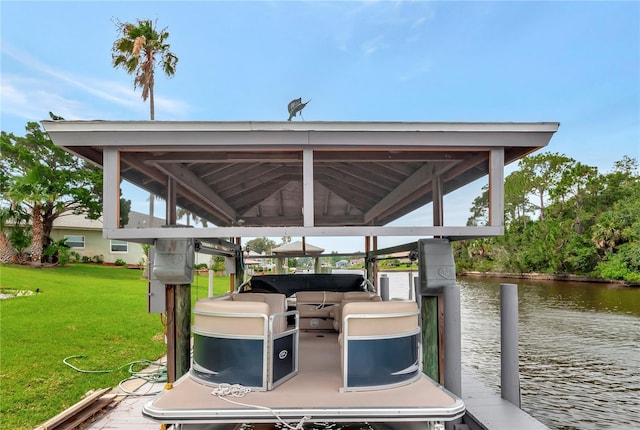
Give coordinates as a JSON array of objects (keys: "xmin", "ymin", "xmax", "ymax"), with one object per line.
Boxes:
[{"xmin": 239, "ymin": 274, "xmax": 370, "ymax": 297}]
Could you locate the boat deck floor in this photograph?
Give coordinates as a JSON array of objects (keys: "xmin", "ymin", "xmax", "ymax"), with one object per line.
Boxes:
[{"xmin": 143, "ymin": 330, "xmax": 464, "ymax": 425}]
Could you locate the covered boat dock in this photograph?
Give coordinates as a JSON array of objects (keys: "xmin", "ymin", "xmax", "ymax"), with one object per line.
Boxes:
[{"xmin": 43, "ymin": 120, "xmax": 559, "ymax": 429}]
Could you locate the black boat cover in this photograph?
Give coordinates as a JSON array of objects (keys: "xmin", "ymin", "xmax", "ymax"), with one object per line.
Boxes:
[{"xmin": 239, "ymin": 274, "xmax": 369, "ymax": 297}]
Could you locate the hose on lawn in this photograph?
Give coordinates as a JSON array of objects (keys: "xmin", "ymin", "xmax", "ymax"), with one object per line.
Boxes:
[{"xmin": 63, "ymin": 355, "xmax": 167, "ymax": 396}]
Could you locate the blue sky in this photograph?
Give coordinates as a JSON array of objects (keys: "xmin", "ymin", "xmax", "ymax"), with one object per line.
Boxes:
[{"xmin": 1, "ymin": 1, "xmax": 639, "ymax": 253}]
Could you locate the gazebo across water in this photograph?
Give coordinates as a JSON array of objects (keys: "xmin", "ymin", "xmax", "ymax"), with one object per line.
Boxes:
[{"xmin": 272, "ymin": 240, "xmax": 325, "ymax": 273}]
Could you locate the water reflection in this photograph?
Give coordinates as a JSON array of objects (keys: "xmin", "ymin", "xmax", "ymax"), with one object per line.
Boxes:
[
  {"xmin": 234, "ymin": 273, "xmax": 639, "ymax": 430},
  {"xmin": 449, "ymin": 276, "xmax": 639, "ymax": 430},
  {"xmin": 381, "ymin": 272, "xmax": 640, "ymax": 429}
]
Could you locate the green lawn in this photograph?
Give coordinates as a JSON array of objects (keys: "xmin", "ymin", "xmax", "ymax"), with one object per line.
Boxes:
[{"xmin": 0, "ymin": 264, "xmax": 231, "ymax": 429}]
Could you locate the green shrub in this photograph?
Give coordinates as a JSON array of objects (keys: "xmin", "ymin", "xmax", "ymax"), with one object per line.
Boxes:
[
  {"xmin": 212, "ymin": 255, "xmax": 226, "ymax": 272},
  {"xmin": 92, "ymin": 254, "xmax": 104, "ymax": 264},
  {"xmin": 114, "ymin": 258, "xmax": 127, "ymax": 266},
  {"xmin": 43, "ymin": 238, "xmax": 71, "ymax": 266},
  {"xmin": 596, "ymin": 258, "xmax": 629, "ymax": 280},
  {"xmin": 68, "ymin": 251, "xmax": 81, "ymax": 263}
]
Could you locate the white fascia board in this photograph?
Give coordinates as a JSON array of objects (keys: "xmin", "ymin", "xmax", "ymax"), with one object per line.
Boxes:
[
  {"xmin": 104, "ymin": 225, "xmax": 504, "ymax": 241},
  {"xmin": 42, "ymin": 120, "xmax": 560, "ymax": 133},
  {"xmin": 42, "ymin": 121, "xmax": 560, "ymax": 150}
]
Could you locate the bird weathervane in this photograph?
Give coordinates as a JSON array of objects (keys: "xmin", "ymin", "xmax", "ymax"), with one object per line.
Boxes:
[{"xmin": 287, "ymin": 97, "xmax": 311, "ymax": 121}]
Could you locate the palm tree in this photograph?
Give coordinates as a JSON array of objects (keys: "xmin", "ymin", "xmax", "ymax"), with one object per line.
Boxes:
[
  {"xmin": 0, "ymin": 205, "xmax": 28, "ymax": 263},
  {"xmin": 177, "ymin": 207, "xmax": 196, "ymax": 226},
  {"xmin": 111, "ymin": 18, "xmax": 178, "ymax": 120},
  {"xmin": 5, "ymin": 173, "xmax": 47, "ymax": 267},
  {"xmin": 112, "ymin": 18, "xmax": 178, "ymax": 225}
]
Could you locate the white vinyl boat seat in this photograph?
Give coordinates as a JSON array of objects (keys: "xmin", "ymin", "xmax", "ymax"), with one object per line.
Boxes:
[
  {"xmin": 191, "ymin": 294, "xmax": 298, "ymax": 391},
  {"xmin": 339, "ymin": 300, "xmax": 421, "ymax": 391}
]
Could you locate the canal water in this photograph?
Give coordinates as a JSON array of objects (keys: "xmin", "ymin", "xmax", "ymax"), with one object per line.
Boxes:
[{"xmin": 381, "ymin": 272, "xmax": 640, "ymax": 430}]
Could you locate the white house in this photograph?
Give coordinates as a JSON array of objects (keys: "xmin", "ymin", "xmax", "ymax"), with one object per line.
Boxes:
[
  {"xmin": 48, "ymin": 211, "xmax": 211, "ymax": 267},
  {"xmin": 49, "ymin": 211, "xmax": 153, "ymax": 265}
]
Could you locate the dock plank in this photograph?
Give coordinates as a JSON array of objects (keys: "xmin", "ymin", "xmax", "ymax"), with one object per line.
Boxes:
[{"xmin": 462, "ymin": 372, "xmax": 548, "ymax": 430}]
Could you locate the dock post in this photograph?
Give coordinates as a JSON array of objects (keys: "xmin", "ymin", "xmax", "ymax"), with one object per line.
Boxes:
[
  {"xmin": 165, "ymin": 285, "xmax": 176, "ymax": 382},
  {"xmin": 443, "ymin": 283, "xmax": 462, "ymax": 398},
  {"xmin": 175, "ymin": 283, "xmax": 191, "ymax": 379},
  {"xmin": 208, "ymin": 269, "xmax": 214, "ymax": 298},
  {"xmin": 379, "ymin": 274, "xmax": 389, "ymax": 301},
  {"xmin": 408, "ymin": 273, "xmax": 415, "ymax": 300},
  {"xmin": 500, "ymin": 283, "xmax": 521, "ymax": 407}
]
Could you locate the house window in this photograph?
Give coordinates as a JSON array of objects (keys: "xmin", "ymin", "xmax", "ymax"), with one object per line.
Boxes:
[
  {"xmin": 64, "ymin": 235, "xmax": 85, "ymax": 248},
  {"xmin": 110, "ymin": 240, "xmax": 128, "ymax": 253}
]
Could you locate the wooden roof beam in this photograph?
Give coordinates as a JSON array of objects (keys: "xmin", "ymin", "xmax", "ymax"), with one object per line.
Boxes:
[
  {"xmin": 150, "ymin": 162, "xmax": 237, "ymax": 225},
  {"xmin": 364, "ymin": 163, "xmax": 434, "ymax": 224}
]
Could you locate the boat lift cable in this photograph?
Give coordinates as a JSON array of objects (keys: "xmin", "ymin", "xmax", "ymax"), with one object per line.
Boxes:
[
  {"xmin": 211, "ymin": 383, "xmax": 311, "ymax": 430},
  {"xmin": 63, "ymin": 355, "xmax": 167, "ymax": 396}
]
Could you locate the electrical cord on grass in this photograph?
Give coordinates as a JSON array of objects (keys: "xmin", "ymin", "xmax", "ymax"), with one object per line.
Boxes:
[{"xmin": 63, "ymin": 355, "xmax": 167, "ymax": 396}]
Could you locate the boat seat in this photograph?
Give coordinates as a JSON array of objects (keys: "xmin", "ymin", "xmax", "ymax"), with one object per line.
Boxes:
[
  {"xmin": 330, "ymin": 291, "xmax": 382, "ymax": 332},
  {"xmin": 295, "ymin": 291, "xmax": 344, "ymax": 330},
  {"xmin": 191, "ymin": 295, "xmax": 298, "ymax": 391},
  {"xmin": 339, "ymin": 300, "xmax": 421, "ymax": 391},
  {"xmin": 232, "ymin": 292, "xmax": 288, "ymax": 334}
]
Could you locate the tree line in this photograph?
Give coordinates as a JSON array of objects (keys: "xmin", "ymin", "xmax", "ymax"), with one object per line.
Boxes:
[{"xmin": 454, "ymin": 153, "xmax": 640, "ymax": 283}]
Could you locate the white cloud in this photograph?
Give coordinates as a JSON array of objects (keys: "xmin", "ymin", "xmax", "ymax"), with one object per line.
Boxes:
[
  {"xmin": 412, "ymin": 16, "xmax": 426, "ymax": 28},
  {"xmin": 361, "ymin": 35, "xmax": 385, "ymax": 56},
  {"xmin": 1, "ymin": 76, "xmax": 89, "ymax": 123},
  {"xmin": 1, "ymin": 43, "xmax": 191, "ymax": 125}
]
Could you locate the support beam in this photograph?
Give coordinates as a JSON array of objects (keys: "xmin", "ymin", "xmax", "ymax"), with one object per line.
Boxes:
[
  {"xmin": 421, "ymin": 295, "xmax": 439, "ymax": 381},
  {"xmin": 489, "ymin": 148, "xmax": 505, "ymax": 227},
  {"xmin": 364, "ymin": 163, "xmax": 432, "ymax": 224},
  {"xmin": 153, "ymin": 162, "xmax": 237, "ymax": 224},
  {"xmin": 104, "ymin": 225, "xmax": 505, "ymax": 242},
  {"xmin": 432, "ymin": 169, "xmax": 443, "ymax": 227},
  {"xmin": 102, "ymin": 148, "xmax": 120, "ymax": 231},
  {"xmin": 234, "ymin": 237, "xmax": 243, "ymax": 289},
  {"xmin": 164, "ymin": 177, "xmax": 192, "ymax": 382},
  {"xmin": 303, "ymin": 149, "xmax": 314, "ymax": 227},
  {"xmin": 166, "ymin": 177, "xmax": 177, "ymax": 222},
  {"xmin": 443, "ymin": 283, "xmax": 461, "ymax": 397},
  {"xmin": 175, "ymin": 283, "xmax": 191, "ymax": 379},
  {"xmin": 165, "ymin": 285, "xmax": 176, "ymax": 382}
]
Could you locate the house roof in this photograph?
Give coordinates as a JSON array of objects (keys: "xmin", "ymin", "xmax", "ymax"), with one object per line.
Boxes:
[
  {"xmin": 42, "ymin": 120, "xmax": 559, "ymax": 241},
  {"xmin": 52, "ymin": 211, "xmax": 166, "ymax": 230},
  {"xmin": 272, "ymin": 240, "xmax": 324, "ymax": 255},
  {"xmin": 52, "ymin": 214, "xmax": 103, "ymax": 230}
]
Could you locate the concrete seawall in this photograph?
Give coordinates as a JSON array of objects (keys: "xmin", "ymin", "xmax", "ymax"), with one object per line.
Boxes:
[{"xmin": 458, "ymin": 271, "xmax": 639, "ymax": 287}]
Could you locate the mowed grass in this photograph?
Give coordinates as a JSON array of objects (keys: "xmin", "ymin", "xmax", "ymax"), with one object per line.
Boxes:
[{"xmin": 0, "ymin": 264, "xmax": 231, "ymax": 429}]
